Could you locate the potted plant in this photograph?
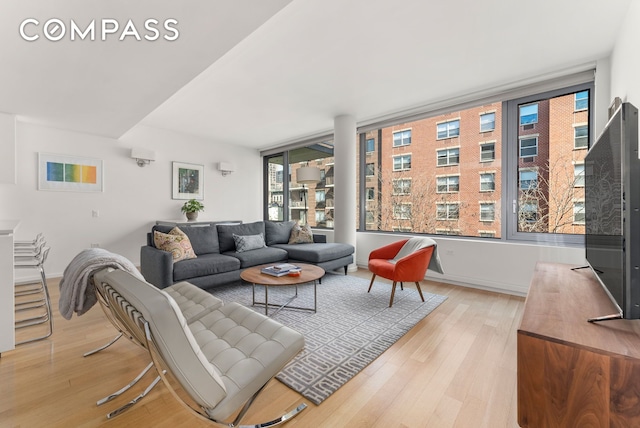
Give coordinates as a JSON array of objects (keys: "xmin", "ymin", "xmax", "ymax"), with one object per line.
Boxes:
[{"xmin": 181, "ymin": 199, "xmax": 205, "ymax": 221}]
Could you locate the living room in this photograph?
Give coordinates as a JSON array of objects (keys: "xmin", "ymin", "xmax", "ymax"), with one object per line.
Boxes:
[{"xmin": 1, "ymin": 0, "xmax": 639, "ymax": 426}]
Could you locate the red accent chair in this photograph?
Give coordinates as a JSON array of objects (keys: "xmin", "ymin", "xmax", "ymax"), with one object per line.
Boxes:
[{"xmin": 367, "ymin": 239, "xmax": 435, "ymax": 307}]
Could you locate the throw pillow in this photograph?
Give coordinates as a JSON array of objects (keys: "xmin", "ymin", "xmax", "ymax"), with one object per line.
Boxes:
[
  {"xmin": 154, "ymin": 228, "xmax": 197, "ymax": 262},
  {"xmin": 288, "ymin": 223, "xmax": 313, "ymax": 244},
  {"xmin": 233, "ymin": 233, "xmax": 266, "ymax": 253}
]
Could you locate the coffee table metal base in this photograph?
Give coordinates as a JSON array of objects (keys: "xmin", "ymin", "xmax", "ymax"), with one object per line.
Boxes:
[{"xmin": 252, "ymin": 281, "xmax": 317, "ymax": 317}]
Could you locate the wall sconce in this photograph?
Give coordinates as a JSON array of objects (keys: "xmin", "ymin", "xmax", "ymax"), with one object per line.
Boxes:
[
  {"xmin": 217, "ymin": 161, "xmax": 235, "ymax": 177},
  {"xmin": 131, "ymin": 147, "xmax": 156, "ymax": 167}
]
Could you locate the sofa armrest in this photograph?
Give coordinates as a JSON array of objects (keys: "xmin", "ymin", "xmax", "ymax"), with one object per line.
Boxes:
[
  {"xmin": 140, "ymin": 245, "xmax": 174, "ymax": 289},
  {"xmin": 313, "ymin": 234, "xmax": 327, "ymax": 243}
]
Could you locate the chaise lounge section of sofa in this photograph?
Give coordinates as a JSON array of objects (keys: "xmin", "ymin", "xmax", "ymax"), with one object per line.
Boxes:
[{"xmin": 140, "ymin": 220, "xmax": 354, "ymax": 289}]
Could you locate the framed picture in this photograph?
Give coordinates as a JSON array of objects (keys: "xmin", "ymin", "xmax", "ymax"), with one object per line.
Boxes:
[
  {"xmin": 172, "ymin": 161, "xmax": 204, "ymax": 200},
  {"xmin": 38, "ymin": 153, "xmax": 103, "ymax": 192}
]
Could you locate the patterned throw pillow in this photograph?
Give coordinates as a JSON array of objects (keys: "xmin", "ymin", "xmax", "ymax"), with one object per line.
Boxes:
[
  {"xmin": 154, "ymin": 227, "xmax": 197, "ymax": 262},
  {"xmin": 288, "ymin": 223, "xmax": 313, "ymax": 244},
  {"xmin": 232, "ymin": 233, "xmax": 266, "ymax": 253}
]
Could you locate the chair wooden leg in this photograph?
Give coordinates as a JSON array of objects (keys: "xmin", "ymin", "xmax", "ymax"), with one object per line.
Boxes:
[
  {"xmin": 415, "ymin": 282, "xmax": 425, "ymax": 302},
  {"xmin": 368, "ymin": 274, "xmax": 376, "ymax": 293},
  {"xmin": 389, "ymin": 281, "xmax": 397, "ymax": 307}
]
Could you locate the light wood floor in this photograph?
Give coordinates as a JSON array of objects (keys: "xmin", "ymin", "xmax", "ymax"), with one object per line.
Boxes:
[{"xmin": 0, "ymin": 269, "xmax": 524, "ymax": 428}]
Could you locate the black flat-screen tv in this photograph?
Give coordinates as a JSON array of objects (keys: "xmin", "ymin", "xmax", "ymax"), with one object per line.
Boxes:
[{"xmin": 584, "ymin": 102, "xmax": 640, "ymax": 321}]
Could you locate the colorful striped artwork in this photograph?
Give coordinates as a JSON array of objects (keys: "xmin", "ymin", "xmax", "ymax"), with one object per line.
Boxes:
[
  {"xmin": 39, "ymin": 153, "xmax": 103, "ymax": 192},
  {"xmin": 46, "ymin": 162, "xmax": 97, "ymax": 184}
]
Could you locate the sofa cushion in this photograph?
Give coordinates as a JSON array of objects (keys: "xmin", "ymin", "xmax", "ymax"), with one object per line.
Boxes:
[
  {"xmin": 173, "ymin": 253, "xmax": 241, "ymax": 282},
  {"xmin": 264, "ymin": 221, "xmax": 295, "ymax": 246},
  {"xmin": 152, "ymin": 225, "xmax": 220, "ymax": 255},
  {"xmin": 217, "ymin": 221, "xmax": 265, "ymax": 253},
  {"xmin": 271, "ymin": 242, "xmax": 355, "ymax": 263},
  {"xmin": 224, "ymin": 247, "xmax": 288, "ymax": 269},
  {"xmin": 233, "ymin": 233, "xmax": 266, "ymax": 253},
  {"xmin": 288, "ymin": 223, "xmax": 314, "ymax": 244},
  {"xmin": 154, "ymin": 229, "xmax": 197, "ymax": 262}
]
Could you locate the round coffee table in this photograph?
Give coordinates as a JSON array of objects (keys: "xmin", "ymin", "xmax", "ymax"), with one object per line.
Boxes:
[{"xmin": 240, "ymin": 263, "xmax": 325, "ymax": 316}]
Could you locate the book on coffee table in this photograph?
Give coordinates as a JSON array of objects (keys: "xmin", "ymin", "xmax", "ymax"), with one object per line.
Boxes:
[{"xmin": 261, "ymin": 263, "xmax": 301, "ymax": 277}]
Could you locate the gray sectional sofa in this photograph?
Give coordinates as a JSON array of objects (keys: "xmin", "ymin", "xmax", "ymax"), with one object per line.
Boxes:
[{"xmin": 140, "ymin": 220, "xmax": 354, "ymax": 289}]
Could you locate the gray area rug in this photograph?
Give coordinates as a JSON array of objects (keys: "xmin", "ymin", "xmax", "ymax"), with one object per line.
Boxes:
[{"xmin": 209, "ymin": 273, "xmax": 447, "ymax": 405}]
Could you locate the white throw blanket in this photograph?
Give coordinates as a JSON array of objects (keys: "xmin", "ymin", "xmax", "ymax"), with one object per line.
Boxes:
[
  {"xmin": 390, "ymin": 237, "xmax": 444, "ymax": 274},
  {"xmin": 59, "ymin": 248, "xmax": 145, "ymax": 320}
]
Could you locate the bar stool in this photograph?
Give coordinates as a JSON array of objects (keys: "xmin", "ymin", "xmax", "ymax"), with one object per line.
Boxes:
[{"xmin": 14, "ymin": 239, "xmax": 53, "ymax": 345}]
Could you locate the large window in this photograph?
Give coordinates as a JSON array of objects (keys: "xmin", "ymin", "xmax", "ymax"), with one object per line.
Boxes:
[
  {"xmin": 263, "ymin": 141, "xmax": 334, "ymax": 228},
  {"xmin": 393, "ymin": 130, "xmax": 412, "ymax": 147},
  {"xmin": 357, "ymin": 80, "xmax": 591, "ymax": 245}
]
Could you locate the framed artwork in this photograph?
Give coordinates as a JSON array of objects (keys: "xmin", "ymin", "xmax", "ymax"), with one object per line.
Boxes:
[
  {"xmin": 172, "ymin": 161, "xmax": 204, "ymax": 200},
  {"xmin": 38, "ymin": 153, "xmax": 103, "ymax": 192}
]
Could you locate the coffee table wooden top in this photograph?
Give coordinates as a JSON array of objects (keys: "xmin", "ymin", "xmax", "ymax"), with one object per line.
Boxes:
[{"xmin": 240, "ymin": 263, "xmax": 324, "ymax": 286}]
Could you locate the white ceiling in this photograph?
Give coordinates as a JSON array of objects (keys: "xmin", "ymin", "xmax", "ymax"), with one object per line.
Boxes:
[{"xmin": 0, "ymin": 0, "xmax": 632, "ymax": 150}]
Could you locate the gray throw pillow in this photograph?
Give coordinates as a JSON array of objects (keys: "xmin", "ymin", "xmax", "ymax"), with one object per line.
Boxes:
[{"xmin": 233, "ymin": 233, "xmax": 266, "ymax": 253}]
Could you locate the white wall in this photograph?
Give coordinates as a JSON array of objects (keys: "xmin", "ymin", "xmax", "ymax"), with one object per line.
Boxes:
[
  {"xmin": 610, "ymin": 0, "xmax": 640, "ymax": 108},
  {"xmin": 1, "ymin": 122, "xmax": 262, "ymax": 280}
]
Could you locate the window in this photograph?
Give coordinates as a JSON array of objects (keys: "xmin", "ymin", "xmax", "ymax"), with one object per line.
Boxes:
[
  {"xmin": 366, "ymin": 211, "xmax": 374, "ymax": 223},
  {"xmin": 437, "ymin": 175, "xmax": 459, "ymax": 193},
  {"xmin": 365, "ymin": 163, "xmax": 375, "ymax": 176},
  {"xmin": 575, "ymin": 91, "xmax": 588, "ymax": 111},
  {"xmin": 519, "ymin": 103, "xmax": 538, "ymax": 125},
  {"xmin": 480, "ymin": 143, "xmax": 495, "ymax": 162},
  {"xmin": 366, "ymin": 187, "xmax": 375, "ymax": 200},
  {"xmin": 393, "ymin": 179, "xmax": 411, "ymax": 195},
  {"xmin": 479, "ymin": 231, "xmax": 496, "ymax": 238},
  {"xmin": 574, "ymin": 125, "xmax": 588, "ymax": 149},
  {"xmin": 519, "ymin": 170, "xmax": 537, "ymax": 190},
  {"xmin": 480, "ymin": 112, "xmax": 495, "ymax": 132},
  {"xmin": 366, "ymin": 138, "xmax": 375, "ymax": 153},
  {"xmin": 393, "ymin": 203, "xmax": 412, "ymax": 220},
  {"xmin": 519, "ymin": 137, "xmax": 538, "ymax": 158},
  {"xmin": 480, "ymin": 173, "xmax": 495, "ymax": 191},
  {"xmin": 393, "ymin": 154, "xmax": 412, "ymax": 171},
  {"xmin": 316, "ymin": 189, "xmax": 325, "ymax": 202},
  {"xmin": 480, "ymin": 203, "xmax": 495, "ymax": 221},
  {"xmin": 573, "ymin": 201, "xmax": 585, "ymax": 224},
  {"xmin": 574, "ymin": 164, "xmax": 585, "ymax": 187},
  {"xmin": 520, "ymin": 201, "xmax": 538, "ymax": 223},
  {"xmin": 393, "ymin": 130, "xmax": 411, "ymax": 147},
  {"xmin": 437, "ymin": 148, "xmax": 460, "ymax": 166},
  {"xmin": 437, "ymin": 119, "xmax": 460, "ymax": 139},
  {"xmin": 436, "ymin": 203, "xmax": 459, "ymax": 220},
  {"xmin": 315, "ymin": 210, "xmax": 326, "ymax": 223}
]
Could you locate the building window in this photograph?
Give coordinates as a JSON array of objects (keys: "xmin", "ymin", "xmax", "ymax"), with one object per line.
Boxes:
[
  {"xmin": 480, "ymin": 173, "xmax": 495, "ymax": 191},
  {"xmin": 575, "ymin": 91, "xmax": 588, "ymax": 111},
  {"xmin": 392, "ymin": 178, "xmax": 411, "ymax": 195},
  {"xmin": 365, "ymin": 163, "xmax": 375, "ymax": 176},
  {"xmin": 480, "ymin": 112, "xmax": 495, "ymax": 132},
  {"xmin": 437, "ymin": 119, "xmax": 460, "ymax": 139},
  {"xmin": 574, "ymin": 125, "xmax": 588, "ymax": 149},
  {"xmin": 480, "ymin": 203, "xmax": 495, "ymax": 221},
  {"xmin": 366, "ymin": 187, "xmax": 375, "ymax": 200},
  {"xmin": 479, "ymin": 231, "xmax": 496, "ymax": 238},
  {"xmin": 480, "ymin": 143, "xmax": 495, "ymax": 162},
  {"xmin": 519, "ymin": 169, "xmax": 537, "ymax": 190},
  {"xmin": 437, "ymin": 148, "xmax": 460, "ymax": 166},
  {"xmin": 573, "ymin": 201, "xmax": 585, "ymax": 224},
  {"xmin": 437, "ymin": 175, "xmax": 459, "ymax": 193},
  {"xmin": 436, "ymin": 203, "xmax": 459, "ymax": 220},
  {"xmin": 519, "ymin": 136, "xmax": 538, "ymax": 158},
  {"xmin": 393, "ymin": 203, "xmax": 412, "ymax": 220},
  {"xmin": 393, "ymin": 130, "xmax": 412, "ymax": 147},
  {"xmin": 366, "ymin": 211, "xmax": 375, "ymax": 223},
  {"xmin": 393, "ymin": 154, "xmax": 412, "ymax": 171},
  {"xmin": 366, "ymin": 138, "xmax": 375, "ymax": 153},
  {"xmin": 519, "ymin": 103, "xmax": 538, "ymax": 125},
  {"xmin": 520, "ymin": 201, "xmax": 538, "ymax": 223},
  {"xmin": 315, "ymin": 210, "xmax": 326, "ymax": 223},
  {"xmin": 316, "ymin": 189, "xmax": 325, "ymax": 202},
  {"xmin": 574, "ymin": 163, "xmax": 585, "ymax": 187}
]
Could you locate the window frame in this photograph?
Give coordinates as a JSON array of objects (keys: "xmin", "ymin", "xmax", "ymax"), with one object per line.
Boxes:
[
  {"xmin": 436, "ymin": 147, "xmax": 460, "ymax": 166},
  {"xmin": 519, "ymin": 103, "xmax": 539, "ymax": 126},
  {"xmin": 436, "ymin": 119, "xmax": 460, "ymax": 140},
  {"xmin": 480, "ymin": 142, "xmax": 496, "ymax": 162},
  {"xmin": 392, "ymin": 129, "xmax": 412, "ymax": 147},
  {"xmin": 392, "ymin": 154, "xmax": 412, "ymax": 171},
  {"xmin": 480, "ymin": 112, "xmax": 496, "ymax": 132}
]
